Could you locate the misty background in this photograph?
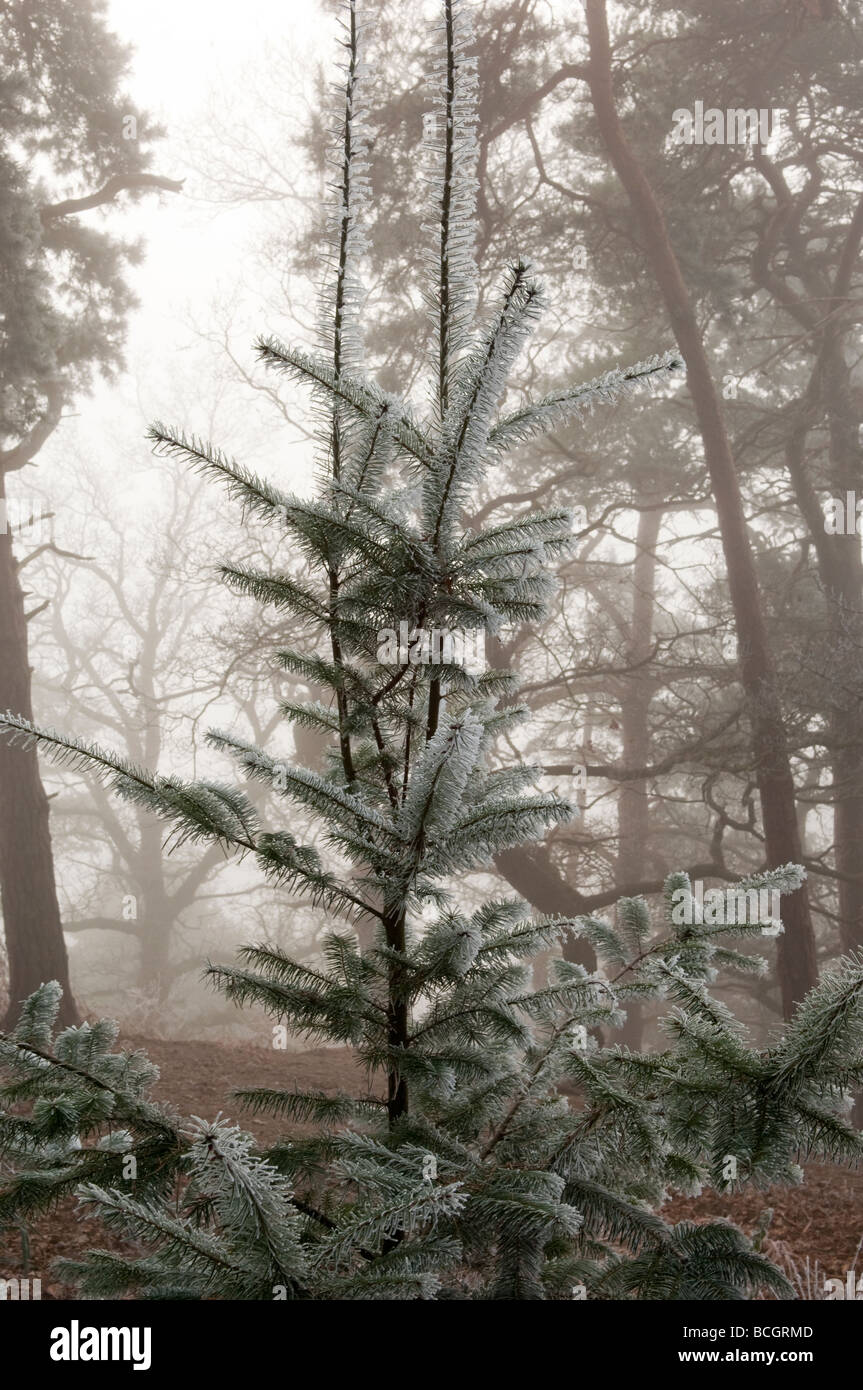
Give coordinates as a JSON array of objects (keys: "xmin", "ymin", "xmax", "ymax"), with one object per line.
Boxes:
[{"xmin": 2, "ymin": 0, "xmax": 861, "ymax": 1051}]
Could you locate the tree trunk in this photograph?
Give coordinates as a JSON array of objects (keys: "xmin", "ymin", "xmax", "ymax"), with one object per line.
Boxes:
[
  {"xmin": 782, "ymin": 329, "xmax": 863, "ymax": 958},
  {"xmin": 494, "ymin": 844, "xmax": 596, "ymax": 972},
  {"xmin": 584, "ymin": 0, "xmax": 817, "ymax": 1016},
  {"xmin": 484, "ymin": 628, "xmax": 598, "ymax": 972},
  {"xmin": 0, "ymin": 473, "xmax": 78, "ymax": 1026},
  {"xmin": 136, "ymin": 820, "xmax": 173, "ymax": 998},
  {"xmin": 819, "ymin": 355, "xmax": 863, "ymax": 956},
  {"xmin": 616, "ymin": 507, "xmax": 660, "ymax": 892},
  {"xmin": 615, "ymin": 506, "xmax": 662, "ymax": 1048}
]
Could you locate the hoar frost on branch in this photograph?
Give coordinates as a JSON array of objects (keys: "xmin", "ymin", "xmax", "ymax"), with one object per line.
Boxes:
[{"xmin": 2, "ymin": 0, "xmax": 861, "ymax": 1301}]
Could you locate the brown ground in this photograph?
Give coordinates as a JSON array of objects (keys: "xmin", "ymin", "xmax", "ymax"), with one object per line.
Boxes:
[{"xmin": 3, "ymin": 1035, "xmax": 861, "ymax": 1298}]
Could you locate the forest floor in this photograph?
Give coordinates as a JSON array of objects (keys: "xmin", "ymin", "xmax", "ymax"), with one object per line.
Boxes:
[{"xmin": 4, "ymin": 1033, "xmax": 862, "ymax": 1299}]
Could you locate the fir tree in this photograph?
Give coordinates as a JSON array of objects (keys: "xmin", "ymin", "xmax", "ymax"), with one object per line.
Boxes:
[{"xmin": 2, "ymin": 0, "xmax": 862, "ymax": 1301}]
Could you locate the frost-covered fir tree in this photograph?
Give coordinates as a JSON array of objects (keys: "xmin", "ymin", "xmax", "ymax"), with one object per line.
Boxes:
[{"xmin": 2, "ymin": 0, "xmax": 863, "ymax": 1301}]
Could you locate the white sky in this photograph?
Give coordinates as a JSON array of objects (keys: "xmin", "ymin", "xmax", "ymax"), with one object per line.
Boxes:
[
  {"xmin": 27, "ymin": 3, "xmax": 340, "ymax": 973},
  {"xmin": 62, "ymin": 0, "xmax": 336, "ymax": 487}
]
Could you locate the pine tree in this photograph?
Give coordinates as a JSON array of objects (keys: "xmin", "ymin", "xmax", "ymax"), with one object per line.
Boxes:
[{"xmin": 2, "ymin": 0, "xmax": 863, "ymax": 1301}]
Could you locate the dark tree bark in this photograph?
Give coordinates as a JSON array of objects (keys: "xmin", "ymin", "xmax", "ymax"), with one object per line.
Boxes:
[
  {"xmin": 616, "ymin": 507, "xmax": 661, "ymax": 892},
  {"xmin": 0, "ymin": 5, "xmax": 182, "ymax": 1025},
  {"xmin": 0, "ymin": 470, "xmax": 78, "ymax": 1026},
  {"xmin": 584, "ymin": 0, "xmax": 817, "ymax": 1015},
  {"xmin": 482, "ymin": 623, "xmax": 598, "ymax": 972},
  {"xmin": 39, "ymin": 174, "xmax": 184, "ymax": 224},
  {"xmin": 136, "ymin": 823, "xmax": 173, "ymax": 996},
  {"xmin": 494, "ymin": 844, "xmax": 596, "ymax": 972},
  {"xmin": 786, "ymin": 416, "xmax": 863, "ymax": 957},
  {"xmin": 615, "ymin": 506, "xmax": 662, "ymax": 1048},
  {"xmin": 768, "ymin": 189, "xmax": 863, "ymax": 956}
]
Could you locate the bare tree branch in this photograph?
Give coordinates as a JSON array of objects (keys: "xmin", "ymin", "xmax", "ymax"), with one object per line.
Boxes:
[{"xmin": 39, "ymin": 173, "xmax": 184, "ymax": 223}]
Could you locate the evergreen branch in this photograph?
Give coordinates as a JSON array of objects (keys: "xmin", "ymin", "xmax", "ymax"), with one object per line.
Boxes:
[
  {"xmin": 310, "ymin": 1184, "xmax": 467, "ymax": 1269},
  {"xmin": 254, "ymin": 339, "xmax": 435, "ymax": 468},
  {"xmin": 487, "ymin": 351, "xmax": 683, "ymax": 454},
  {"xmin": 219, "ymin": 566, "xmax": 327, "ymax": 623},
  {"xmin": 148, "ymin": 425, "xmax": 292, "ymax": 526},
  {"xmin": 0, "ymin": 1031, "xmax": 177, "ymax": 1140}
]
